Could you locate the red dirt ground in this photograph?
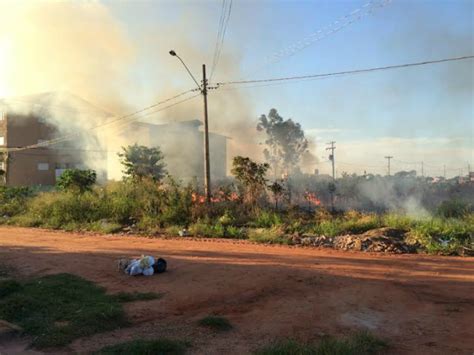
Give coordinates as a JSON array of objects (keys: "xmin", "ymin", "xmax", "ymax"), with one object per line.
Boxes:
[{"xmin": 0, "ymin": 226, "xmax": 473, "ymax": 354}]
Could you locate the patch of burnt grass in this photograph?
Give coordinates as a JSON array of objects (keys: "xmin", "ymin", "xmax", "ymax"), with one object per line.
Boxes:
[
  {"xmin": 198, "ymin": 315, "xmax": 233, "ymax": 331},
  {"xmin": 96, "ymin": 338, "xmax": 189, "ymax": 355},
  {"xmin": 111, "ymin": 291, "xmax": 162, "ymax": 303},
  {"xmin": 256, "ymin": 331, "xmax": 387, "ymax": 355},
  {"xmin": 0, "ymin": 273, "xmax": 128, "ymax": 348}
]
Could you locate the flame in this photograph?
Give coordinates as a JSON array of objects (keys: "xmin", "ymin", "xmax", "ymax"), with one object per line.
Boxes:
[
  {"xmin": 304, "ymin": 191, "xmax": 321, "ymax": 206},
  {"xmin": 192, "ymin": 190, "xmax": 240, "ymax": 204}
]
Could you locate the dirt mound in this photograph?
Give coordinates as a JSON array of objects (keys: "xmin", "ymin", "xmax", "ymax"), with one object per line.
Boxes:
[{"xmin": 296, "ymin": 228, "xmax": 415, "ymax": 253}]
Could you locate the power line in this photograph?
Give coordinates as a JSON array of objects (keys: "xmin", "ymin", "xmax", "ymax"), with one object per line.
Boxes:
[
  {"xmin": 210, "ymin": 0, "xmax": 233, "ymax": 81},
  {"xmin": 243, "ymin": 0, "xmax": 392, "ymax": 77},
  {"xmin": 216, "ymin": 55, "xmax": 474, "ymax": 87},
  {"xmin": 2, "ymin": 90, "xmax": 198, "ymax": 153}
]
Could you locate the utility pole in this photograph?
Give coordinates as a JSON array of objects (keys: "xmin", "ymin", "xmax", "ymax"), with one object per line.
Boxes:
[
  {"xmin": 326, "ymin": 141, "xmax": 336, "ymax": 212},
  {"xmin": 421, "ymin": 161, "xmax": 424, "ymax": 177},
  {"xmin": 443, "ymin": 165, "xmax": 446, "ymax": 179},
  {"xmin": 169, "ymin": 50, "xmax": 211, "ymax": 203},
  {"xmin": 385, "ymin": 156, "xmax": 393, "ymax": 176},
  {"xmin": 326, "ymin": 141, "xmax": 336, "ymax": 180},
  {"xmin": 201, "ymin": 64, "xmax": 211, "ymax": 203}
]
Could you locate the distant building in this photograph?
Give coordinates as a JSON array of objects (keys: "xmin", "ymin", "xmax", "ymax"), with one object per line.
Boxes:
[
  {"xmin": 127, "ymin": 120, "xmax": 229, "ymax": 180},
  {"xmin": 0, "ymin": 92, "xmax": 108, "ymax": 186}
]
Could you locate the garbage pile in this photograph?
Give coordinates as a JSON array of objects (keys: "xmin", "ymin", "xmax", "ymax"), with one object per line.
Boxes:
[
  {"xmin": 118, "ymin": 255, "xmax": 167, "ymax": 276},
  {"xmin": 294, "ymin": 228, "xmax": 416, "ymax": 253}
]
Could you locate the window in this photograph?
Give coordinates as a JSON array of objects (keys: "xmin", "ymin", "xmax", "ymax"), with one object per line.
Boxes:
[
  {"xmin": 37, "ymin": 163, "xmax": 49, "ymax": 171},
  {"xmin": 0, "ymin": 136, "xmax": 4, "ymax": 145},
  {"xmin": 0, "ymin": 111, "xmax": 5, "ymax": 121}
]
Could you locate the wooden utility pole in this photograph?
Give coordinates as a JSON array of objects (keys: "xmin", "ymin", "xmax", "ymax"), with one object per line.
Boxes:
[
  {"xmin": 385, "ymin": 156, "xmax": 393, "ymax": 176},
  {"xmin": 421, "ymin": 161, "xmax": 424, "ymax": 177},
  {"xmin": 202, "ymin": 64, "xmax": 211, "ymax": 203},
  {"xmin": 326, "ymin": 141, "xmax": 336, "ymax": 180}
]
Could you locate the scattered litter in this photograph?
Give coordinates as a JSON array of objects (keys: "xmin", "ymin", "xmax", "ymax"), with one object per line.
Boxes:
[{"xmin": 117, "ymin": 255, "xmax": 167, "ymax": 276}]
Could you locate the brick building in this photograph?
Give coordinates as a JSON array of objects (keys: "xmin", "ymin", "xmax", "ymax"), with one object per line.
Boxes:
[{"xmin": 0, "ymin": 92, "xmax": 108, "ymax": 186}]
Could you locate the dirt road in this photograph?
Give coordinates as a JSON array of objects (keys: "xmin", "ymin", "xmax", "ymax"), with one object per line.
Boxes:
[{"xmin": 0, "ymin": 226, "xmax": 473, "ymax": 354}]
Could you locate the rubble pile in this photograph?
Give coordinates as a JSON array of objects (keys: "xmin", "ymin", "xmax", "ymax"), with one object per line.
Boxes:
[{"xmin": 294, "ymin": 228, "xmax": 416, "ymax": 253}]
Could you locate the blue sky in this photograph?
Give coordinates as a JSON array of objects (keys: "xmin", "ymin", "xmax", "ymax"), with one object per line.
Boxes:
[{"xmin": 102, "ymin": 0, "xmax": 473, "ymax": 176}]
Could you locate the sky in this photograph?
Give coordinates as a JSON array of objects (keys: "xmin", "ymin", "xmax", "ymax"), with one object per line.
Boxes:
[{"xmin": 0, "ymin": 0, "xmax": 472, "ymax": 177}]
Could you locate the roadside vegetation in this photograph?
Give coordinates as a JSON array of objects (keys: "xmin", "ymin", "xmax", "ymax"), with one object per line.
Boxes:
[{"xmin": 0, "ymin": 141, "xmax": 472, "ymax": 256}]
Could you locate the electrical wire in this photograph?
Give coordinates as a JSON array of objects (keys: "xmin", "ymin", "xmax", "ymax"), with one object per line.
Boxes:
[
  {"xmin": 216, "ymin": 55, "xmax": 474, "ymax": 87},
  {"xmin": 243, "ymin": 0, "xmax": 392, "ymax": 78},
  {"xmin": 210, "ymin": 0, "xmax": 233, "ymax": 81},
  {"xmin": 2, "ymin": 90, "xmax": 198, "ymax": 153}
]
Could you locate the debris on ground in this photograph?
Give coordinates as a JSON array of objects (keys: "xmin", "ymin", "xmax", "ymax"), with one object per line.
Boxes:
[
  {"xmin": 117, "ymin": 255, "xmax": 167, "ymax": 276},
  {"xmin": 294, "ymin": 228, "xmax": 416, "ymax": 253}
]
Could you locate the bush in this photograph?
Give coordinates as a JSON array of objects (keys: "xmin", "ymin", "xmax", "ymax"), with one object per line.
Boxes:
[
  {"xmin": 252, "ymin": 210, "xmax": 283, "ymax": 228},
  {"xmin": 56, "ymin": 169, "xmax": 97, "ymax": 193},
  {"xmin": 436, "ymin": 199, "xmax": 471, "ymax": 219},
  {"xmin": 0, "ymin": 186, "xmax": 33, "ymax": 217}
]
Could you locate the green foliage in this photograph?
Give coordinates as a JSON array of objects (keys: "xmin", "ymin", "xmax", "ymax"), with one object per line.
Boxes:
[
  {"xmin": 111, "ymin": 292, "xmax": 162, "ymax": 303},
  {"xmin": 198, "ymin": 316, "xmax": 233, "ymax": 331},
  {"xmin": 118, "ymin": 144, "xmax": 167, "ymax": 181},
  {"xmin": 0, "ymin": 186, "xmax": 33, "ymax": 217},
  {"xmin": 248, "ymin": 226, "xmax": 290, "ymax": 244},
  {"xmin": 253, "ymin": 210, "xmax": 283, "ymax": 228},
  {"xmin": 231, "ymin": 156, "xmax": 269, "ymax": 204},
  {"xmin": 0, "ymin": 273, "xmax": 128, "ymax": 348},
  {"xmin": 436, "ymin": 199, "xmax": 471, "ymax": 218},
  {"xmin": 56, "ymin": 169, "xmax": 97, "ymax": 193},
  {"xmin": 96, "ymin": 338, "xmax": 188, "ymax": 355},
  {"xmin": 256, "ymin": 331, "xmax": 387, "ymax": 355},
  {"xmin": 257, "ymin": 108, "xmax": 308, "ymax": 175},
  {"xmin": 409, "ymin": 217, "xmax": 473, "ymax": 255}
]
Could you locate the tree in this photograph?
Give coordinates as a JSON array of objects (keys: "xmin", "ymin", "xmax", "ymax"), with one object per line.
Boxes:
[
  {"xmin": 118, "ymin": 144, "xmax": 167, "ymax": 181},
  {"xmin": 257, "ymin": 108, "xmax": 308, "ymax": 176},
  {"xmin": 231, "ymin": 156, "xmax": 269, "ymax": 204},
  {"xmin": 56, "ymin": 169, "xmax": 97, "ymax": 193},
  {"xmin": 268, "ymin": 181, "xmax": 285, "ymax": 210}
]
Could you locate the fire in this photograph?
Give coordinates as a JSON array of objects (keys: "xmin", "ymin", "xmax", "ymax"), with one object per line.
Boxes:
[
  {"xmin": 192, "ymin": 190, "xmax": 240, "ymax": 204},
  {"xmin": 304, "ymin": 191, "xmax": 321, "ymax": 206}
]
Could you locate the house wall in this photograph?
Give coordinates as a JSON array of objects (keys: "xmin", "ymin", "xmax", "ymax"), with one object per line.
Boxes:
[
  {"xmin": 2, "ymin": 113, "xmax": 93, "ymax": 186},
  {"xmin": 127, "ymin": 121, "xmax": 228, "ymax": 181}
]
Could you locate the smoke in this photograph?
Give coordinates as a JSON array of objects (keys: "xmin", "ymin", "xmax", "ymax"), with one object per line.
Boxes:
[{"xmin": 0, "ymin": 2, "xmax": 280, "ymax": 180}]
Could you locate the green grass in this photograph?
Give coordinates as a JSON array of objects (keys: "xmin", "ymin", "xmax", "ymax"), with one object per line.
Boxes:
[
  {"xmin": 198, "ymin": 315, "xmax": 233, "ymax": 331},
  {"xmin": 111, "ymin": 291, "xmax": 162, "ymax": 303},
  {"xmin": 0, "ymin": 273, "xmax": 128, "ymax": 348},
  {"xmin": 96, "ymin": 338, "xmax": 189, "ymax": 355},
  {"xmin": 248, "ymin": 227, "xmax": 291, "ymax": 245},
  {"xmin": 256, "ymin": 331, "xmax": 387, "ymax": 355},
  {"xmin": 0, "ymin": 279, "xmax": 22, "ymax": 298}
]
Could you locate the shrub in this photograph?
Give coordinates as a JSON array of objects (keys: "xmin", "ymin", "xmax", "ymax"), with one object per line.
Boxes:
[
  {"xmin": 436, "ymin": 199, "xmax": 471, "ymax": 219},
  {"xmin": 0, "ymin": 186, "xmax": 33, "ymax": 217},
  {"xmin": 56, "ymin": 169, "xmax": 97, "ymax": 193},
  {"xmin": 252, "ymin": 210, "xmax": 283, "ymax": 228}
]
